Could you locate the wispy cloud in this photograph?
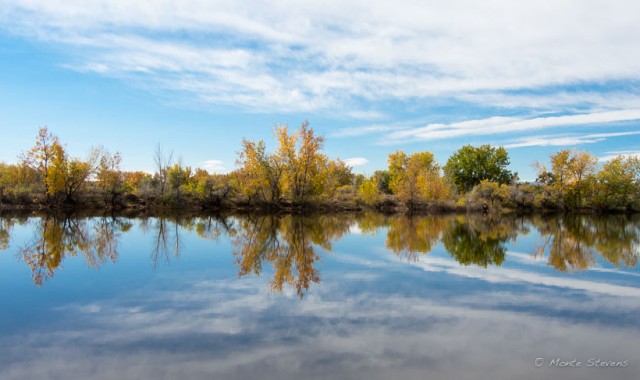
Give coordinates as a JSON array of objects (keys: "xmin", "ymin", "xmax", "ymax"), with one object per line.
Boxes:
[
  {"xmin": 343, "ymin": 157, "xmax": 370, "ymax": 167},
  {"xmin": 504, "ymin": 131, "xmax": 640, "ymax": 149},
  {"xmin": 382, "ymin": 109, "xmax": 640, "ymax": 143},
  {"xmin": 599, "ymin": 150, "xmax": 640, "ymax": 162},
  {"xmin": 2, "ymin": 1, "xmax": 640, "ymax": 114}
]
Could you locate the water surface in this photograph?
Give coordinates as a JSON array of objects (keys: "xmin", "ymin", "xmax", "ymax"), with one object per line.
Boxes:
[{"xmin": 0, "ymin": 213, "xmax": 639, "ymax": 380}]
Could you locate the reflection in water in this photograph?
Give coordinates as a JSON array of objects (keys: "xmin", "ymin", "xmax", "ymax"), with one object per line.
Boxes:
[
  {"xmin": 0, "ymin": 217, "xmax": 16, "ymax": 251},
  {"xmin": 385, "ymin": 215, "xmax": 450, "ymax": 261},
  {"xmin": 3, "ymin": 212, "xmax": 640, "ymax": 287},
  {"xmin": 442, "ymin": 215, "xmax": 527, "ymax": 267},
  {"xmin": 17, "ymin": 216, "xmax": 131, "ymax": 285},
  {"xmin": 532, "ymin": 214, "xmax": 640, "ymax": 272},
  {"xmin": 232, "ymin": 214, "xmax": 351, "ymax": 297}
]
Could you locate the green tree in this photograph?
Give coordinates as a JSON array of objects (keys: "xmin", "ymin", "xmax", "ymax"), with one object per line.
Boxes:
[{"xmin": 444, "ymin": 144, "xmax": 515, "ymax": 193}]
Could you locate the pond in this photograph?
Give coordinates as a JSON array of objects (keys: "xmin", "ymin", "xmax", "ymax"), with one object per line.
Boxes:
[{"xmin": 0, "ymin": 213, "xmax": 639, "ymax": 380}]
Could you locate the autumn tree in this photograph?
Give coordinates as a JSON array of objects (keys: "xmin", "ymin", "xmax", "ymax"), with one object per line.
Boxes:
[
  {"xmin": 595, "ymin": 155, "xmax": 640, "ymax": 210},
  {"xmin": 21, "ymin": 128, "xmax": 99, "ymax": 204},
  {"xmin": 276, "ymin": 121, "xmax": 325, "ymax": 204},
  {"xmin": 471, "ymin": 180, "xmax": 510, "ymax": 207},
  {"xmin": 444, "ymin": 144, "xmax": 515, "ymax": 193},
  {"xmin": 20, "ymin": 127, "xmax": 62, "ymax": 201},
  {"xmin": 237, "ymin": 138, "xmax": 284, "ymax": 204},
  {"xmin": 358, "ymin": 176, "xmax": 381, "ymax": 205},
  {"xmin": 166, "ymin": 161, "xmax": 193, "ymax": 201},
  {"xmin": 388, "ymin": 150, "xmax": 447, "ymax": 207},
  {"xmin": 97, "ymin": 150, "xmax": 125, "ymax": 207},
  {"xmin": 321, "ymin": 158, "xmax": 353, "ymax": 200},
  {"xmin": 538, "ymin": 149, "xmax": 598, "ymax": 209}
]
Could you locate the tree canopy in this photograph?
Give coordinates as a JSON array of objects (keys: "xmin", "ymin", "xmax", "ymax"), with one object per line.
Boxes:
[{"xmin": 444, "ymin": 144, "xmax": 515, "ymax": 193}]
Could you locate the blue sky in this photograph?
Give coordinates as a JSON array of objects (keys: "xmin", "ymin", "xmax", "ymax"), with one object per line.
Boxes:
[{"xmin": 1, "ymin": 1, "xmax": 640, "ymax": 181}]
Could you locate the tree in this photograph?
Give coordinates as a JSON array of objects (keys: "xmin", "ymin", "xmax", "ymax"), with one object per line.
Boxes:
[
  {"xmin": 544, "ymin": 149, "xmax": 598, "ymax": 209},
  {"xmin": 471, "ymin": 180, "xmax": 510, "ymax": 206},
  {"xmin": 153, "ymin": 144, "xmax": 173, "ymax": 196},
  {"xmin": 20, "ymin": 127, "xmax": 62, "ymax": 201},
  {"xmin": 276, "ymin": 121, "xmax": 325, "ymax": 204},
  {"xmin": 358, "ymin": 176, "xmax": 381, "ymax": 205},
  {"xmin": 596, "ymin": 155, "xmax": 640, "ymax": 210},
  {"xmin": 236, "ymin": 139, "xmax": 283, "ymax": 204},
  {"xmin": 21, "ymin": 128, "xmax": 99, "ymax": 204},
  {"xmin": 321, "ymin": 158, "xmax": 353, "ymax": 200},
  {"xmin": 166, "ymin": 161, "xmax": 193, "ymax": 201},
  {"xmin": 388, "ymin": 150, "xmax": 446, "ymax": 207},
  {"xmin": 97, "ymin": 151, "xmax": 125, "ymax": 207},
  {"xmin": 373, "ymin": 170, "xmax": 392, "ymax": 194},
  {"xmin": 444, "ymin": 144, "xmax": 515, "ymax": 193}
]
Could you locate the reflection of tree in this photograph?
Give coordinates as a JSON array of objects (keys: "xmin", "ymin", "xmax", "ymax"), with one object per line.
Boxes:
[
  {"xmin": 442, "ymin": 215, "xmax": 524, "ymax": 267},
  {"xmin": 0, "ymin": 217, "xmax": 16, "ymax": 251},
  {"xmin": 194, "ymin": 215, "xmax": 236, "ymax": 241},
  {"xmin": 594, "ymin": 215, "xmax": 640, "ymax": 268},
  {"xmin": 532, "ymin": 215, "xmax": 640, "ymax": 272},
  {"xmin": 149, "ymin": 217, "xmax": 184, "ymax": 269},
  {"xmin": 84, "ymin": 218, "xmax": 132, "ymax": 269},
  {"xmin": 385, "ymin": 215, "xmax": 450, "ymax": 261},
  {"xmin": 232, "ymin": 214, "xmax": 351, "ymax": 297},
  {"xmin": 354, "ymin": 212, "xmax": 388, "ymax": 236},
  {"xmin": 17, "ymin": 216, "xmax": 128, "ymax": 285}
]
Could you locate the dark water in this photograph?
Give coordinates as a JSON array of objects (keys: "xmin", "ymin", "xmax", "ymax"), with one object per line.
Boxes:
[{"xmin": 0, "ymin": 213, "xmax": 639, "ymax": 380}]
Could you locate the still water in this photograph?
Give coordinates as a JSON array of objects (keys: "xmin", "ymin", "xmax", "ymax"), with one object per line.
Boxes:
[{"xmin": 0, "ymin": 213, "xmax": 639, "ymax": 380}]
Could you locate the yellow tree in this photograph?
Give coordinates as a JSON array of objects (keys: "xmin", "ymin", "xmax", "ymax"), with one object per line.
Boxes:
[
  {"xmin": 21, "ymin": 127, "xmax": 63, "ymax": 201},
  {"xmin": 546, "ymin": 149, "xmax": 598, "ymax": 208},
  {"xmin": 21, "ymin": 127, "xmax": 98, "ymax": 204},
  {"xmin": 236, "ymin": 138, "xmax": 283, "ymax": 203},
  {"xmin": 47, "ymin": 146, "xmax": 98, "ymax": 204},
  {"xmin": 276, "ymin": 121, "xmax": 325, "ymax": 204},
  {"xmin": 320, "ymin": 158, "xmax": 353, "ymax": 200},
  {"xmin": 358, "ymin": 176, "xmax": 381, "ymax": 205},
  {"xmin": 596, "ymin": 155, "xmax": 640, "ymax": 210},
  {"xmin": 388, "ymin": 150, "xmax": 444, "ymax": 207}
]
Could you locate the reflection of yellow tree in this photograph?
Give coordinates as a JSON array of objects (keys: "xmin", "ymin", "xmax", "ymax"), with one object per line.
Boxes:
[
  {"xmin": 355, "ymin": 212, "xmax": 388, "ymax": 236},
  {"xmin": 442, "ymin": 215, "xmax": 524, "ymax": 267},
  {"xmin": 17, "ymin": 216, "xmax": 128, "ymax": 285},
  {"xmin": 594, "ymin": 215, "xmax": 640, "ymax": 268},
  {"xmin": 532, "ymin": 215, "xmax": 640, "ymax": 272},
  {"xmin": 385, "ymin": 215, "xmax": 450, "ymax": 261},
  {"xmin": 84, "ymin": 218, "xmax": 131, "ymax": 269},
  {"xmin": 232, "ymin": 214, "xmax": 351, "ymax": 297}
]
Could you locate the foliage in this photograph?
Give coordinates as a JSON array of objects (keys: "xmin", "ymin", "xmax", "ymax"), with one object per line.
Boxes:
[
  {"xmin": 444, "ymin": 144, "xmax": 515, "ymax": 193},
  {"xmin": 3, "ymin": 125, "xmax": 640, "ymax": 212},
  {"xmin": 387, "ymin": 150, "xmax": 448, "ymax": 207}
]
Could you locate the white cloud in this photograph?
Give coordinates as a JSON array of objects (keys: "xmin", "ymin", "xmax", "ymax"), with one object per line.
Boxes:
[
  {"xmin": 1, "ymin": 1, "xmax": 640, "ymax": 114},
  {"xmin": 343, "ymin": 157, "xmax": 369, "ymax": 167},
  {"xmin": 383, "ymin": 109, "xmax": 640, "ymax": 143},
  {"xmin": 412, "ymin": 255, "xmax": 640, "ymax": 298},
  {"xmin": 199, "ymin": 160, "xmax": 226, "ymax": 173},
  {"xmin": 504, "ymin": 131, "xmax": 640, "ymax": 149},
  {"xmin": 600, "ymin": 150, "xmax": 640, "ymax": 162}
]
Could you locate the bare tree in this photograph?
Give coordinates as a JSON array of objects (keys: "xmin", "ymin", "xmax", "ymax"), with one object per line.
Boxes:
[{"xmin": 153, "ymin": 144, "xmax": 173, "ymax": 196}]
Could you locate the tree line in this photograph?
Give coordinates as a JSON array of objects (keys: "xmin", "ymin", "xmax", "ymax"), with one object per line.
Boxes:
[{"xmin": 0, "ymin": 122, "xmax": 639, "ymax": 212}]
